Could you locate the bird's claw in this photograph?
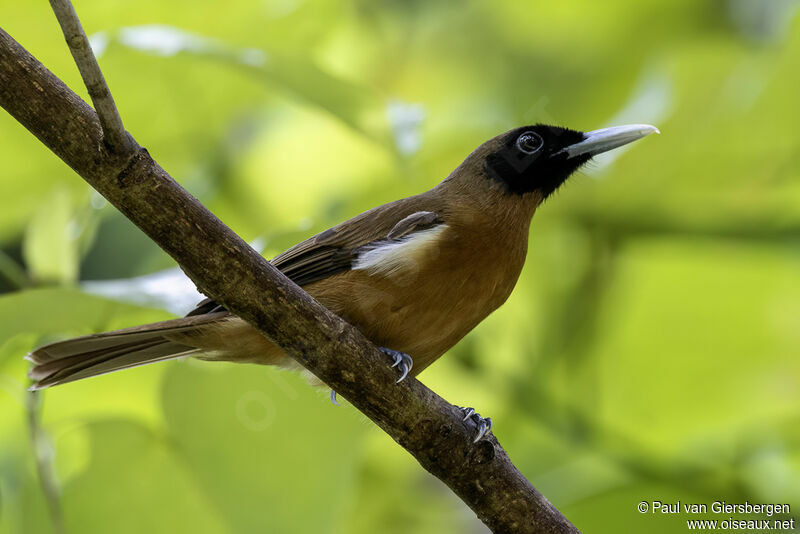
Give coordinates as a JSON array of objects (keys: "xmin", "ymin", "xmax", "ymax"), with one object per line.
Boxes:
[
  {"xmin": 330, "ymin": 389, "xmax": 339, "ymax": 406},
  {"xmin": 459, "ymin": 406, "xmax": 493, "ymax": 443},
  {"xmin": 379, "ymin": 347, "xmax": 413, "ymax": 383}
]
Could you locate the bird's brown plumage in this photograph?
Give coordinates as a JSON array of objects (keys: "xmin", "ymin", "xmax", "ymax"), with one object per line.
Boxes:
[{"xmin": 168, "ymin": 147, "xmax": 540, "ymax": 374}]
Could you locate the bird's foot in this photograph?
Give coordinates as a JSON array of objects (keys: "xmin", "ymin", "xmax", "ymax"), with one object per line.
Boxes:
[
  {"xmin": 459, "ymin": 406, "xmax": 493, "ymax": 443},
  {"xmin": 330, "ymin": 348, "xmax": 412, "ymax": 405},
  {"xmin": 379, "ymin": 347, "xmax": 413, "ymax": 383}
]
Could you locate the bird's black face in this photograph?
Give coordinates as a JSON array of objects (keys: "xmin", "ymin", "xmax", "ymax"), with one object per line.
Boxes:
[
  {"xmin": 483, "ymin": 123, "xmax": 659, "ymax": 199},
  {"xmin": 484, "ymin": 125, "xmax": 590, "ymax": 198}
]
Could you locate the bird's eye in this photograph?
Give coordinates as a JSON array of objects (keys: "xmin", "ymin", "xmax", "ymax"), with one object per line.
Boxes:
[{"xmin": 516, "ymin": 132, "xmax": 543, "ymax": 154}]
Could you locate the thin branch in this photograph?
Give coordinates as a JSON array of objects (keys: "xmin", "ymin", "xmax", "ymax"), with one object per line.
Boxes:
[
  {"xmin": 47, "ymin": 0, "xmax": 132, "ymax": 153},
  {"xmin": 0, "ymin": 27, "xmax": 580, "ymax": 534},
  {"xmin": 26, "ymin": 391, "xmax": 64, "ymax": 534}
]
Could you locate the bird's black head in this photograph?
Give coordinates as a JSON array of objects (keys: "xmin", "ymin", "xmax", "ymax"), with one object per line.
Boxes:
[
  {"xmin": 484, "ymin": 125, "xmax": 587, "ymax": 198},
  {"xmin": 482, "ymin": 123, "xmax": 659, "ymax": 199}
]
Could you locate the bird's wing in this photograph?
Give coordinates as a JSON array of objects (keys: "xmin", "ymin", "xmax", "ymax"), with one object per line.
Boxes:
[
  {"xmin": 273, "ymin": 209, "xmax": 443, "ymax": 286},
  {"xmin": 184, "ymin": 199, "xmax": 443, "ymax": 316}
]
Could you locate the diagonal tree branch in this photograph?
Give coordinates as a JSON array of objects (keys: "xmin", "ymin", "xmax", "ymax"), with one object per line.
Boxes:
[{"xmin": 0, "ymin": 26, "xmax": 580, "ymax": 534}]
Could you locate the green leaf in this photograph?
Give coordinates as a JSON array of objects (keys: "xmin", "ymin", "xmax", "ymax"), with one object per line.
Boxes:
[
  {"xmin": 161, "ymin": 362, "xmax": 366, "ymax": 533},
  {"xmin": 61, "ymin": 420, "xmax": 228, "ymax": 534},
  {"xmin": 0, "ymin": 287, "xmax": 172, "ymax": 344},
  {"xmin": 22, "ymin": 189, "xmax": 80, "ymax": 286}
]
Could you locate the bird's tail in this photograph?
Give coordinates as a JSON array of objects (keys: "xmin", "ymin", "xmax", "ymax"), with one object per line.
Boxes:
[{"xmin": 26, "ymin": 314, "xmax": 225, "ymax": 390}]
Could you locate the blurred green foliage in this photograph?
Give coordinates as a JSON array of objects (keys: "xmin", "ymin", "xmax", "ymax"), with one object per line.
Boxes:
[{"xmin": 2, "ymin": 1, "xmax": 800, "ymax": 532}]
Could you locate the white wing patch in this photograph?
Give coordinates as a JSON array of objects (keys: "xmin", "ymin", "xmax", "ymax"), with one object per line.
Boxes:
[{"xmin": 353, "ymin": 225, "xmax": 448, "ymax": 277}]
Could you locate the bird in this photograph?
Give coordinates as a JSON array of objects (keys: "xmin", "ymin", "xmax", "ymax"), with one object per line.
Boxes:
[{"xmin": 27, "ymin": 123, "xmax": 658, "ymax": 440}]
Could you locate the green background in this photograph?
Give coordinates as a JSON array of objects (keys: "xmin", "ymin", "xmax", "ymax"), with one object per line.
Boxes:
[{"xmin": 1, "ymin": 1, "xmax": 799, "ymax": 532}]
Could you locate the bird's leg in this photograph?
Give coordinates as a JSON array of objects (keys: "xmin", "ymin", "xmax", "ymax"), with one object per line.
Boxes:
[
  {"xmin": 379, "ymin": 347, "xmax": 413, "ymax": 383},
  {"xmin": 459, "ymin": 406, "xmax": 493, "ymax": 443}
]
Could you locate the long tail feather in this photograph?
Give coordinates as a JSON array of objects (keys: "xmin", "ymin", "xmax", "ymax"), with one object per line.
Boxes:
[{"xmin": 27, "ymin": 313, "xmax": 226, "ymax": 390}]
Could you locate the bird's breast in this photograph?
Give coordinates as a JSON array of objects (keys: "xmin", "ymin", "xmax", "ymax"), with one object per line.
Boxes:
[{"xmin": 306, "ymin": 224, "xmax": 528, "ymax": 373}]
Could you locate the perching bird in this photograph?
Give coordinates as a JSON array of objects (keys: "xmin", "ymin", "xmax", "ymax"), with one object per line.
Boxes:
[{"xmin": 27, "ymin": 123, "xmax": 657, "ymax": 437}]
